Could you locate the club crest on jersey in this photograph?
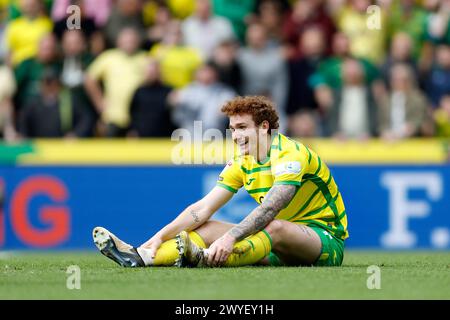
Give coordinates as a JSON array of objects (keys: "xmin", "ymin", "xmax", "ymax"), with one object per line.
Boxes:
[{"xmin": 274, "ymin": 161, "xmax": 301, "ymax": 176}]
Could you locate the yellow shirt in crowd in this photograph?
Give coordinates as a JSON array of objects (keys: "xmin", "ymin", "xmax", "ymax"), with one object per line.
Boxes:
[
  {"xmin": 336, "ymin": 6, "xmax": 386, "ymax": 65},
  {"xmin": 87, "ymin": 49, "xmax": 149, "ymax": 128},
  {"xmin": 149, "ymin": 44, "xmax": 202, "ymax": 88},
  {"xmin": 5, "ymin": 15, "xmax": 53, "ymax": 66}
]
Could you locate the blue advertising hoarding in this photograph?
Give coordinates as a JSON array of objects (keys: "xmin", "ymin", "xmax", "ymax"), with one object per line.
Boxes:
[{"xmin": 0, "ymin": 164, "xmax": 449, "ymax": 250}]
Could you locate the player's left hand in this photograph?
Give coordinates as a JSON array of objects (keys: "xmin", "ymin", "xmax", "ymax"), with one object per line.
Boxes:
[{"xmin": 207, "ymin": 233, "xmax": 236, "ymax": 267}]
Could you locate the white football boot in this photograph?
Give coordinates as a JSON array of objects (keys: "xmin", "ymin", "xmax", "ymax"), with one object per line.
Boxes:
[{"xmin": 92, "ymin": 227, "xmax": 145, "ymax": 268}]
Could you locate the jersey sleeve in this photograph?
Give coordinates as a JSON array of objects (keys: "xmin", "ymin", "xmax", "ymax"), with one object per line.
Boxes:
[
  {"xmin": 216, "ymin": 158, "xmax": 244, "ymax": 193},
  {"xmin": 271, "ymin": 150, "xmax": 306, "ymax": 187}
]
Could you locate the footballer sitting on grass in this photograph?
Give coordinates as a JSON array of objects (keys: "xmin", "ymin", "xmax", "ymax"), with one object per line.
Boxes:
[{"xmin": 93, "ymin": 96, "xmax": 349, "ymax": 267}]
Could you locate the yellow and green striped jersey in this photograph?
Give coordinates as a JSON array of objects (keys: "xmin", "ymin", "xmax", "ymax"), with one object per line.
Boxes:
[{"xmin": 217, "ymin": 133, "xmax": 349, "ymax": 240}]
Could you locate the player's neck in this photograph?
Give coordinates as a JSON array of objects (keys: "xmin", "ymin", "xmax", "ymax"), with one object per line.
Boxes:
[{"xmin": 256, "ymin": 135, "xmax": 272, "ymax": 164}]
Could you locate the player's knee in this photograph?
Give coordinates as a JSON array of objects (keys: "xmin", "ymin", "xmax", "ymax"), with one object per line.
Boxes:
[
  {"xmin": 198, "ymin": 220, "xmax": 213, "ymax": 229},
  {"xmin": 264, "ymin": 220, "xmax": 284, "ymax": 244}
]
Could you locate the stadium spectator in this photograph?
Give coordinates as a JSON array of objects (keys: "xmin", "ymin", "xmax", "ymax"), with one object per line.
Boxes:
[
  {"xmin": 310, "ymin": 32, "xmax": 379, "ymax": 90},
  {"xmin": 150, "ymin": 20, "xmax": 203, "ymax": 89},
  {"xmin": 169, "ymin": 62, "xmax": 235, "ymax": 135},
  {"xmin": 334, "ymin": 0, "xmax": 386, "ymax": 64},
  {"xmin": 421, "ymin": 0, "xmax": 450, "ymax": 72},
  {"xmin": 0, "ymin": 0, "xmax": 10, "ymax": 20},
  {"xmin": 61, "ymin": 29, "xmax": 96, "ymax": 137},
  {"xmin": 310, "ymin": 32, "xmax": 379, "ymax": 89},
  {"xmin": 377, "ymin": 63, "xmax": 431, "ymax": 140},
  {"xmin": 380, "ymin": 32, "xmax": 418, "ymax": 88},
  {"xmin": 54, "ymin": 0, "xmax": 107, "ymax": 58},
  {"xmin": 166, "ymin": 0, "xmax": 195, "ymax": 20},
  {"xmin": 0, "ymin": 2, "xmax": 7, "ymax": 59},
  {"xmin": 129, "ymin": 59, "xmax": 175, "ymax": 137},
  {"xmin": 309, "ymin": 31, "xmax": 352, "ymax": 92},
  {"xmin": 212, "ymin": 0, "xmax": 256, "ymax": 43},
  {"xmin": 424, "ymin": 44, "xmax": 450, "ymax": 108},
  {"xmin": 386, "ymin": 0, "xmax": 429, "ymax": 60},
  {"xmin": 310, "ymin": 32, "xmax": 382, "ymax": 128},
  {"xmin": 61, "ymin": 30, "xmax": 93, "ymax": 89},
  {"xmin": 84, "ymin": 27, "xmax": 148, "ymax": 137},
  {"xmin": 4, "ymin": 0, "xmax": 53, "ymax": 66},
  {"xmin": 5, "ymin": 0, "xmax": 52, "ymax": 21},
  {"xmin": 146, "ymin": 3, "xmax": 173, "ymax": 49},
  {"xmin": 288, "ymin": 109, "xmax": 319, "ymax": 138},
  {"xmin": 182, "ymin": 0, "xmax": 235, "ymax": 60},
  {"xmin": 52, "ymin": 0, "xmax": 98, "ymax": 45},
  {"xmin": 434, "ymin": 94, "xmax": 450, "ymax": 137},
  {"xmin": 282, "ymin": 0, "xmax": 336, "ymax": 60},
  {"xmin": 325, "ymin": 58, "xmax": 377, "ymax": 139},
  {"xmin": 18, "ymin": 69, "xmax": 94, "ymax": 138},
  {"xmin": 287, "ymin": 27, "xmax": 326, "ymax": 118},
  {"xmin": 0, "ymin": 0, "xmax": 443, "ymax": 141},
  {"xmin": 210, "ymin": 40, "xmax": 242, "ymax": 94},
  {"xmin": 14, "ymin": 33, "xmax": 61, "ymax": 112},
  {"xmin": 51, "ymin": 0, "xmax": 112, "ymax": 27},
  {"xmin": 257, "ymin": 0, "xmax": 285, "ymax": 48},
  {"xmin": 0, "ymin": 60, "xmax": 17, "ymax": 141},
  {"xmin": 88, "ymin": 33, "xmax": 108, "ymax": 59},
  {"xmin": 103, "ymin": 0, "xmax": 146, "ymax": 48},
  {"xmin": 237, "ymin": 22, "xmax": 288, "ymax": 131},
  {"xmin": 424, "ymin": 0, "xmax": 450, "ymax": 45}
]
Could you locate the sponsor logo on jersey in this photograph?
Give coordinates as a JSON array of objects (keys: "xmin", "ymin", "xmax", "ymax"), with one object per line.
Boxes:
[{"xmin": 274, "ymin": 161, "xmax": 301, "ymax": 176}]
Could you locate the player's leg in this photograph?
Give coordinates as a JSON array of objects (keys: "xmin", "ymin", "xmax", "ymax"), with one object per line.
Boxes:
[
  {"xmin": 222, "ymin": 230, "xmax": 273, "ymax": 266},
  {"xmin": 194, "ymin": 220, "xmax": 235, "ymax": 246},
  {"xmin": 264, "ymin": 220, "xmax": 322, "ymax": 266},
  {"xmin": 177, "ymin": 228, "xmax": 274, "ymax": 267},
  {"xmin": 142, "ymin": 220, "xmax": 235, "ymax": 266},
  {"xmin": 265, "ymin": 220, "xmax": 345, "ymax": 266},
  {"xmin": 93, "ymin": 227, "xmax": 146, "ymax": 267},
  {"xmin": 189, "ymin": 221, "xmax": 280, "ymax": 267},
  {"xmin": 93, "ymin": 221, "xmax": 234, "ymax": 267},
  {"xmin": 197, "ymin": 221, "xmax": 279, "ymax": 267},
  {"xmin": 92, "ymin": 226, "xmax": 207, "ymax": 267},
  {"xmin": 219, "ymin": 220, "xmax": 321, "ymax": 267},
  {"xmin": 179, "ymin": 220, "xmax": 331, "ymax": 267}
]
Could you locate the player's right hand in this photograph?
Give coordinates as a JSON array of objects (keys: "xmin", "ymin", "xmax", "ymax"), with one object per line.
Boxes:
[{"xmin": 139, "ymin": 236, "xmax": 163, "ymax": 258}]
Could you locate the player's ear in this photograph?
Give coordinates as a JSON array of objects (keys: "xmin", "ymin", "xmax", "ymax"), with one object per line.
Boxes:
[{"xmin": 261, "ymin": 120, "xmax": 270, "ymax": 133}]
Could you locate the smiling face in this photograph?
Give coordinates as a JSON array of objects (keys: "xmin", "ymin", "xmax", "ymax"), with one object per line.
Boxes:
[
  {"xmin": 221, "ymin": 96, "xmax": 279, "ymax": 159},
  {"xmin": 229, "ymin": 114, "xmax": 269, "ymax": 157}
]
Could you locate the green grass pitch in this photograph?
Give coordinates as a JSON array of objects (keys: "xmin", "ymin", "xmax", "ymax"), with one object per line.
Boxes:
[{"xmin": 0, "ymin": 251, "xmax": 449, "ymax": 300}]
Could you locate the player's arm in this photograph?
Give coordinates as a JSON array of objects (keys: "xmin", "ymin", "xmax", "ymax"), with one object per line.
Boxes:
[
  {"xmin": 229, "ymin": 184, "xmax": 296, "ymax": 240},
  {"xmin": 84, "ymin": 74, "xmax": 105, "ymax": 114},
  {"xmin": 207, "ymin": 184, "xmax": 297, "ymax": 265},
  {"xmin": 139, "ymin": 186, "xmax": 234, "ymax": 255},
  {"xmin": 158, "ymin": 186, "xmax": 234, "ymax": 238},
  {"xmin": 83, "ymin": 54, "xmax": 108, "ymax": 114}
]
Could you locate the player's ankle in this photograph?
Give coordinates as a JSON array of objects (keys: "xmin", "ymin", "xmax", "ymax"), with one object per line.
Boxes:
[{"xmin": 136, "ymin": 247, "xmax": 153, "ymax": 266}]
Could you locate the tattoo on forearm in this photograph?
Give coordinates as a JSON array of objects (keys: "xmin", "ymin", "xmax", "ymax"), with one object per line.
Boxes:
[
  {"xmin": 190, "ymin": 211, "xmax": 200, "ymax": 223},
  {"xmin": 228, "ymin": 185, "xmax": 297, "ymax": 241}
]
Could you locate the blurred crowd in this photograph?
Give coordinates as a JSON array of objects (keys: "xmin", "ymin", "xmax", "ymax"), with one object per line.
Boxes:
[{"xmin": 0, "ymin": 0, "xmax": 449, "ymax": 141}]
